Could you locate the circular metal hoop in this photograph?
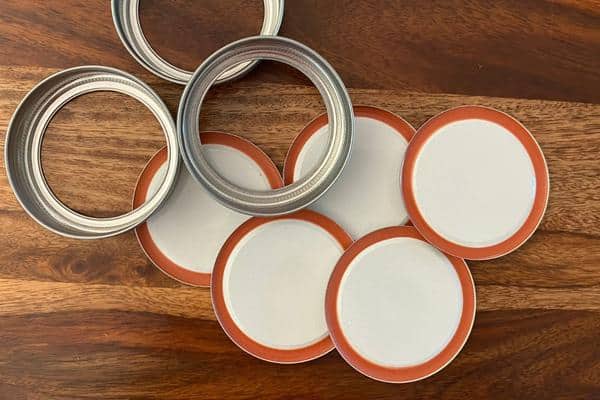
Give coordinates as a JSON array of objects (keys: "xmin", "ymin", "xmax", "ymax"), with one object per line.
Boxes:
[
  {"xmin": 4, "ymin": 66, "xmax": 180, "ymax": 239},
  {"xmin": 178, "ymin": 36, "xmax": 354, "ymax": 216},
  {"xmin": 111, "ymin": 0, "xmax": 285, "ymax": 85}
]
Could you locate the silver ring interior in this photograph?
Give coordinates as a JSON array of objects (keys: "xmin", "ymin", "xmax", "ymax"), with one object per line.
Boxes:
[
  {"xmin": 178, "ymin": 36, "xmax": 354, "ymax": 216},
  {"xmin": 4, "ymin": 66, "xmax": 180, "ymax": 239},
  {"xmin": 111, "ymin": 0, "xmax": 285, "ymax": 85}
]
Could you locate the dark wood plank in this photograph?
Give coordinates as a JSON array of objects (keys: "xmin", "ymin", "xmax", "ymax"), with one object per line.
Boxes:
[
  {"xmin": 0, "ymin": 310, "xmax": 598, "ymax": 399},
  {"xmin": 0, "ymin": 0, "xmax": 598, "ymax": 102}
]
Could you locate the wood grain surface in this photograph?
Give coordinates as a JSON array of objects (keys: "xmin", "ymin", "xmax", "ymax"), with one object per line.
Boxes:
[{"xmin": 0, "ymin": 1, "xmax": 599, "ymax": 399}]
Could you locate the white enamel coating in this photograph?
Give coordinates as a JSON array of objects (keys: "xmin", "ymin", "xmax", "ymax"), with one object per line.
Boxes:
[
  {"xmin": 413, "ymin": 119, "xmax": 536, "ymax": 247},
  {"xmin": 223, "ymin": 219, "xmax": 344, "ymax": 349},
  {"xmin": 338, "ymin": 237, "xmax": 463, "ymax": 367},
  {"xmin": 144, "ymin": 144, "xmax": 272, "ymax": 273},
  {"xmin": 293, "ymin": 116, "xmax": 409, "ymax": 239}
]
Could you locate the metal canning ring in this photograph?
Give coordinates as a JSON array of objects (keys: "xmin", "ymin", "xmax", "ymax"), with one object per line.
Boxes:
[
  {"xmin": 111, "ymin": 0, "xmax": 285, "ymax": 85},
  {"xmin": 4, "ymin": 66, "xmax": 180, "ymax": 239},
  {"xmin": 178, "ymin": 36, "xmax": 354, "ymax": 216}
]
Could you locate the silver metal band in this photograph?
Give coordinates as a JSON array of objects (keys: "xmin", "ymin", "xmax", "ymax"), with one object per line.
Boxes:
[
  {"xmin": 178, "ymin": 36, "xmax": 354, "ymax": 216},
  {"xmin": 111, "ymin": 0, "xmax": 285, "ymax": 85},
  {"xmin": 4, "ymin": 66, "xmax": 180, "ymax": 239}
]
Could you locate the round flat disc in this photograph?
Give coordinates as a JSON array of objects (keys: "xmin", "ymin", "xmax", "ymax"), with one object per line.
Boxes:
[
  {"xmin": 284, "ymin": 106, "xmax": 414, "ymax": 239},
  {"xmin": 211, "ymin": 210, "xmax": 352, "ymax": 363},
  {"xmin": 133, "ymin": 132, "xmax": 282, "ymax": 286},
  {"xmin": 326, "ymin": 226, "xmax": 476, "ymax": 383},
  {"xmin": 402, "ymin": 106, "xmax": 549, "ymax": 260}
]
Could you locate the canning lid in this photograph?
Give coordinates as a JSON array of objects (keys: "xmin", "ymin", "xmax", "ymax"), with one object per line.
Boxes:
[
  {"xmin": 178, "ymin": 36, "xmax": 354, "ymax": 216},
  {"xmin": 4, "ymin": 66, "xmax": 180, "ymax": 239},
  {"xmin": 284, "ymin": 105, "xmax": 415, "ymax": 239},
  {"xmin": 133, "ymin": 131, "xmax": 283, "ymax": 287},
  {"xmin": 402, "ymin": 105, "xmax": 549, "ymax": 260},
  {"xmin": 211, "ymin": 210, "xmax": 353, "ymax": 363},
  {"xmin": 111, "ymin": 0, "xmax": 285, "ymax": 85},
  {"xmin": 325, "ymin": 226, "xmax": 476, "ymax": 383}
]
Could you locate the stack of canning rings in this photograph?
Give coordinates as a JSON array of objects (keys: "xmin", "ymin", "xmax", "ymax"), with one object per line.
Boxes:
[{"xmin": 4, "ymin": 0, "xmax": 549, "ymax": 383}]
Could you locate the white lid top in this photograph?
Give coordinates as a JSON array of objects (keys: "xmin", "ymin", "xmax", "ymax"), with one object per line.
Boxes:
[
  {"xmin": 285, "ymin": 106, "xmax": 414, "ymax": 239},
  {"xmin": 211, "ymin": 210, "xmax": 352, "ymax": 363},
  {"xmin": 134, "ymin": 132, "xmax": 282, "ymax": 286},
  {"xmin": 402, "ymin": 106, "xmax": 549, "ymax": 260},
  {"xmin": 326, "ymin": 226, "xmax": 476, "ymax": 383}
]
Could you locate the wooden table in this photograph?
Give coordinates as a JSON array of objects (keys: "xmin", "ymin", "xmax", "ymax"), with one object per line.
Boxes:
[{"xmin": 1, "ymin": 1, "xmax": 599, "ymax": 398}]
